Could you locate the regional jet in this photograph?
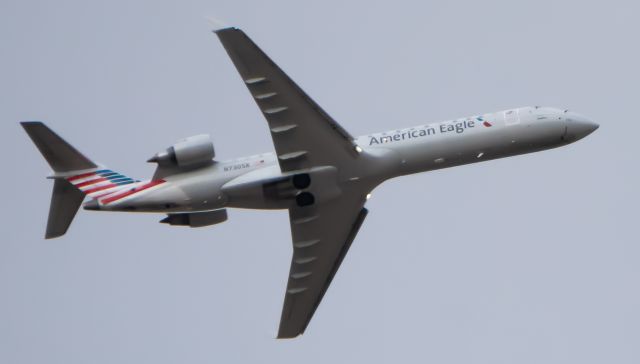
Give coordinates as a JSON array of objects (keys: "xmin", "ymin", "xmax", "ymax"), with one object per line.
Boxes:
[{"xmin": 22, "ymin": 26, "xmax": 598, "ymax": 338}]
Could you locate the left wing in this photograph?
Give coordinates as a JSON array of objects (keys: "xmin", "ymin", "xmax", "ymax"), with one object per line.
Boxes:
[
  {"xmin": 213, "ymin": 27, "xmax": 360, "ymax": 172},
  {"xmin": 278, "ymin": 188, "xmax": 368, "ymax": 338}
]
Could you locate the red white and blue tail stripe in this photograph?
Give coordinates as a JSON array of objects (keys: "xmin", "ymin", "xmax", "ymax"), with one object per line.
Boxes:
[
  {"xmin": 98, "ymin": 179, "xmax": 166, "ymax": 205},
  {"xmin": 66, "ymin": 169, "xmax": 138, "ymax": 199}
]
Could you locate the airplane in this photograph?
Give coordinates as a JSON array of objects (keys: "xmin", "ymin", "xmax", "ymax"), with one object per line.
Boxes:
[{"xmin": 21, "ymin": 26, "xmax": 599, "ymax": 338}]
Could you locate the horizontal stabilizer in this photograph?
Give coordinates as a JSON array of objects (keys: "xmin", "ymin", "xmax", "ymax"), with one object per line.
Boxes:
[{"xmin": 46, "ymin": 179, "xmax": 85, "ymax": 239}]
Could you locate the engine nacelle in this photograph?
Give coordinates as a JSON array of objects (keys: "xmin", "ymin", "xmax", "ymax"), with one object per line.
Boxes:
[
  {"xmin": 148, "ymin": 134, "xmax": 215, "ymax": 168},
  {"xmin": 221, "ymin": 166, "xmax": 341, "ymax": 209}
]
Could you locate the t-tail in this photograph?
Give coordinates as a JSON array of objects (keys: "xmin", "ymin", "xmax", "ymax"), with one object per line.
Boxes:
[{"xmin": 21, "ymin": 122, "xmax": 137, "ymax": 239}]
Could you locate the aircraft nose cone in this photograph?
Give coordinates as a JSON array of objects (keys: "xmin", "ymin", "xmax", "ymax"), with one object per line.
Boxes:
[{"xmin": 565, "ymin": 112, "xmax": 599, "ymax": 142}]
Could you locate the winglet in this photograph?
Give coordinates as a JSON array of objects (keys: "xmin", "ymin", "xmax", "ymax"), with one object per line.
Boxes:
[{"xmin": 205, "ymin": 16, "xmax": 233, "ymax": 33}]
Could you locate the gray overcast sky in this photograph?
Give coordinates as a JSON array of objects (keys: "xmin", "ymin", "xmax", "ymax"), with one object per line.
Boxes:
[{"xmin": 1, "ymin": 0, "xmax": 639, "ymax": 363}]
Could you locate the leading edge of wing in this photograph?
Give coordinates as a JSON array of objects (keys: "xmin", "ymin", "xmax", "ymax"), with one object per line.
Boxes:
[{"xmin": 211, "ymin": 25, "xmax": 356, "ymax": 143}]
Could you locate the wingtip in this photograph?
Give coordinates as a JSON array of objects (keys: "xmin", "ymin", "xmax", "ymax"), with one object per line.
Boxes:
[
  {"xmin": 20, "ymin": 121, "xmax": 44, "ymax": 128},
  {"xmin": 275, "ymin": 335, "xmax": 299, "ymax": 340},
  {"xmin": 276, "ymin": 330, "xmax": 303, "ymax": 339},
  {"xmin": 20, "ymin": 121, "xmax": 48, "ymax": 136},
  {"xmin": 205, "ymin": 16, "xmax": 235, "ymax": 33},
  {"xmin": 44, "ymin": 231, "xmax": 65, "ymax": 239}
]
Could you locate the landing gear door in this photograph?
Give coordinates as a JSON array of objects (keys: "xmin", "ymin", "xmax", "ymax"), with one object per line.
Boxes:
[{"xmin": 504, "ymin": 109, "xmax": 520, "ymax": 126}]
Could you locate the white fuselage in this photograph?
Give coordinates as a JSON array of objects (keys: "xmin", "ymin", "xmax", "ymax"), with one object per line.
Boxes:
[{"xmin": 93, "ymin": 106, "xmax": 597, "ymax": 213}]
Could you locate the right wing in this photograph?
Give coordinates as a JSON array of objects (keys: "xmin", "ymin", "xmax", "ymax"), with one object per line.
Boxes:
[
  {"xmin": 278, "ymin": 188, "xmax": 368, "ymax": 338},
  {"xmin": 214, "ymin": 27, "xmax": 360, "ymax": 172}
]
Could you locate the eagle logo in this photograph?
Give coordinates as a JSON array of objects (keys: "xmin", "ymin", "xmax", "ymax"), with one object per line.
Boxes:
[{"xmin": 477, "ymin": 116, "xmax": 492, "ymax": 127}]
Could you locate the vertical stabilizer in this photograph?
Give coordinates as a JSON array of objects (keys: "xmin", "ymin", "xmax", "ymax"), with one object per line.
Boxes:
[{"xmin": 21, "ymin": 121, "xmax": 96, "ymax": 172}]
